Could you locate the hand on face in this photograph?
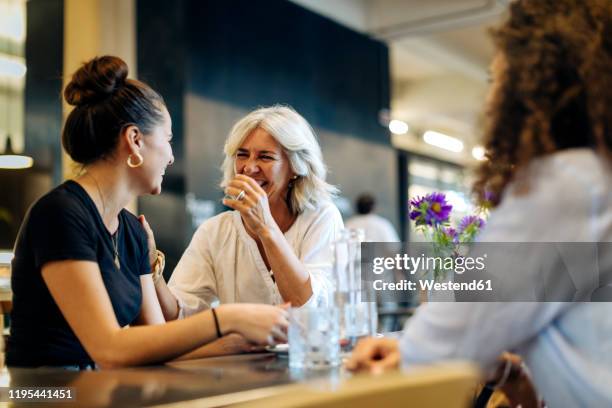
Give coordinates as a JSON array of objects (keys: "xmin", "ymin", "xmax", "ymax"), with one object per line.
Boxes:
[
  {"xmin": 345, "ymin": 337, "xmax": 401, "ymax": 374},
  {"xmin": 223, "ymin": 174, "xmax": 277, "ymax": 236}
]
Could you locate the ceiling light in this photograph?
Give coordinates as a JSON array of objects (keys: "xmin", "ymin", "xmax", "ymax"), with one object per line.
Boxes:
[
  {"xmin": 0, "ymin": 135, "xmax": 33, "ymax": 169},
  {"xmin": 472, "ymin": 146, "xmax": 486, "ymax": 161},
  {"xmin": 0, "ymin": 53, "xmax": 26, "ymax": 78},
  {"xmin": 0, "ymin": 251, "xmax": 14, "ymax": 265},
  {"xmin": 388, "ymin": 119, "xmax": 409, "ymax": 135},
  {"xmin": 423, "ymin": 131, "xmax": 464, "ymax": 153}
]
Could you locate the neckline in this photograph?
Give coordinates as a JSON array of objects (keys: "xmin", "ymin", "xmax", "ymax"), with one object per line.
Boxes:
[
  {"xmin": 231, "ymin": 210, "xmax": 301, "ymax": 277},
  {"xmin": 67, "ymin": 179, "xmax": 121, "ymax": 237}
]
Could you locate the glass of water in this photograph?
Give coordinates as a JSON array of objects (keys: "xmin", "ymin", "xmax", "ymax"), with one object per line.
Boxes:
[
  {"xmin": 333, "ymin": 228, "xmax": 378, "ymax": 351},
  {"xmin": 288, "ymin": 306, "xmax": 340, "ymax": 369}
]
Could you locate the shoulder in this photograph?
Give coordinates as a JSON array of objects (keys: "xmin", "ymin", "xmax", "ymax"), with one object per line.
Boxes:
[
  {"xmin": 194, "ymin": 210, "xmax": 235, "ymax": 233},
  {"xmin": 298, "ymin": 201, "xmax": 344, "ymax": 231},
  {"xmin": 189, "ymin": 210, "xmax": 237, "ymax": 245},
  {"xmin": 29, "ymin": 182, "xmax": 90, "ymax": 222},
  {"xmin": 481, "ymin": 149, "xmax": 611, "ymax": 241}
]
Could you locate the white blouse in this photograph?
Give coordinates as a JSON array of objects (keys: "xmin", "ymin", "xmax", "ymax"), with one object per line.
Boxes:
[{"xmin": 168, "ymin": 202, "xmax": 344, "ymax": 317}]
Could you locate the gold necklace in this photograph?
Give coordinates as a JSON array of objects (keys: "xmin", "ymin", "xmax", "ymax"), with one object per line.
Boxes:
[{"xmin": 87, "ymin": 173, "xmax": 121, "ymax": 270}]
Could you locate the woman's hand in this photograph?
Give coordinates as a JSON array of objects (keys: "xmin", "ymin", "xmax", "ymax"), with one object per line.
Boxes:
[
  {"xmin": 222, "ymin": 175, "xmax": 278, "ymax": 236},
  {"xmin": 205, "ymin": 333, "xmax": 264, "ymax": 355},
  {"xmin": 217, "ymin": 303, "xmax": 289, "ymax": 346},
  {"xmin": 345, "ymin": 337, "xmax": 401, "ymax": 374},
  {"xmin": 138, "ymin": 215, "xmax": 157, "ymax": 266}
]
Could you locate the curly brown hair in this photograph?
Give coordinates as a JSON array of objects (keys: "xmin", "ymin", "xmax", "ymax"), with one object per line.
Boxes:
[{"xmin": 474, "ymin": 0, "xmax": 612, "ymax": 207}]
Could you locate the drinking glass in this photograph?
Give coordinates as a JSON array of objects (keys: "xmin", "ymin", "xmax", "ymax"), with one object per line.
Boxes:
[
  {"xmin": 332, "ymin": 228, "xmax": 378, "ymax": 351},
  {"xmin": 288, "ymin": 306, "xmax": 340, "ymax": 369}
]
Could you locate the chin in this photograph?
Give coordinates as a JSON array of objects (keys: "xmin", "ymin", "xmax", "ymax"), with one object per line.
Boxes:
[{"xmin": 150, "ymin": 185, "xmax": 162, "ymax": 195}]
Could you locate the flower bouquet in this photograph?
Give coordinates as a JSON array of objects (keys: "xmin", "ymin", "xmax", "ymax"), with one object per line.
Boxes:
[{"xmin": 409, "ymin": 192, "xmax": 487, "ymax": 283}]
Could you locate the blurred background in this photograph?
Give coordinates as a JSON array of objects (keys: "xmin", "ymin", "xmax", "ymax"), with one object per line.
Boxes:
[{"xmin": 0, "ymin": 0, "xmax": 507, "ymax": 274}]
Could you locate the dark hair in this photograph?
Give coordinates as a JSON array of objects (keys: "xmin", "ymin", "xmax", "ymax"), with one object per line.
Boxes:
[
  {"xmin": 356, "ymin": 194, "xmax": 376, "ymax": 215},
  {"xmin": 62, "ymin": 55, "xmax": 166, "ymax": 165},
  {"xmin": 474, "ymin": 0, "xmax": 612, "ymax": 207}
]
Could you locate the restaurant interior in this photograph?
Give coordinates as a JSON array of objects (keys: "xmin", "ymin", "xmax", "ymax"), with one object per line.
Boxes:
[{"xmin": 0, "ymin": 0, "xmax": 610, "ymax": 407}]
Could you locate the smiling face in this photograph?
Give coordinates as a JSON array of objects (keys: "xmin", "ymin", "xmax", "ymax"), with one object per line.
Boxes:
[
  {"xmin": 139, "ymin": 107, "xmax": 174, "ymax": 195},
  {"xmin": 234, "ymin": 127, "xmax": 293, "ymax": 205}
]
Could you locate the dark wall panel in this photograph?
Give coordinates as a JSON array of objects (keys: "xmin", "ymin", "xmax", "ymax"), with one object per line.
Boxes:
[
  {"xmin": 185, "ymin": 0, "xmax": 390, "ymax": 145},
  {"xmin": 25, "ymin": 0, "xmax": 64, "ymax": 185},
  {"xmin": 137, "ymin": 0, "xmax": 190, "ymax": 273}
]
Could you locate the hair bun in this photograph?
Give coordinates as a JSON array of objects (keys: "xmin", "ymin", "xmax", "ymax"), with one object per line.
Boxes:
[{"xmin": 64, "ymin": 55, "xmax": 128, "ymax": 106}]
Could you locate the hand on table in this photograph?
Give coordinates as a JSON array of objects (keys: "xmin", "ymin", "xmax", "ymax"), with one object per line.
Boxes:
[
  {"xmin": 222, "ymin": 175, "xmax": 277, "ymax": 235},
  {"xmin": 345, "ymin": 337, "xmax": 401, "ymax": 374},
  {"xmin": 220, "ymin": 304, "xmax": 289, "ymax": 346},
  {"xmin": 213, "ymin": 333, "xmax": 266, "ymax": 355}
]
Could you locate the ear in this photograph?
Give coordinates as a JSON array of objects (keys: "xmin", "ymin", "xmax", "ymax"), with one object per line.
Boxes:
[{"xmin": 121, "ymin": 125, "xmax": 143, "ymax": 155}]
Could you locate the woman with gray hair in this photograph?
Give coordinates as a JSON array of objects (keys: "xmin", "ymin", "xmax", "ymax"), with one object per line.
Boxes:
[{"xmin": 153, "ymin": 105, "xmax": 343, "ymax": 328}]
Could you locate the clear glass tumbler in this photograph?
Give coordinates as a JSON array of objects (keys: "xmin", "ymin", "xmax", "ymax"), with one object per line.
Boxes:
[{"xmin": 288, "ymin": 306, "xmax": 340, "ymax": 369}]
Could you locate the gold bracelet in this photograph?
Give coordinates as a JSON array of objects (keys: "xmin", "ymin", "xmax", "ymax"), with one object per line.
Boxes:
[{"xmin": 151, "ymin": 250, "xmax": 165, "ymax": 284}]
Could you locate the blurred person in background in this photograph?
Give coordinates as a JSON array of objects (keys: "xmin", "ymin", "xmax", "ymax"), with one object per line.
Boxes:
[
  {"xmin": 7, "ymin": 56, "xmax": 288, "ymax": 369},
  {"xmin": 153, "ymin": 106, "xmax": 343, "ymax": 329},
  {"xmin": 345, "ymin": 193, "xmax": 399, "ymax": 242},
  {"xmin": 347, "ymin": 0, "xmax": 612, "ymax": 406}
]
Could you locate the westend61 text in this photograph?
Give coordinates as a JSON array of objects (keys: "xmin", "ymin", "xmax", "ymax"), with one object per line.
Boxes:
[{"xmin": 372, "ymin": 279, "xmax": 493, "ymax": 292}]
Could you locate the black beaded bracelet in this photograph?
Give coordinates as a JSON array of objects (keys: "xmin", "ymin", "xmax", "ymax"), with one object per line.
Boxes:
[{"xmin": 211, "ymin": 308, "xmax": 222, "ymax": 338}]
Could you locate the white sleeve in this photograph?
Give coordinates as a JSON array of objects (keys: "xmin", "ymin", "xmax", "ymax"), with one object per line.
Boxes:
[
  {"xmin": 299, "ymin": 204, "xmax": 344, "ymax": 308},
  {"xmin": 168, "ymin": 223, "xmax": 218, "ymax": 318},
  {"xmin": 400, "ymin": 302, "xmax": 568, "ymax": 371}
]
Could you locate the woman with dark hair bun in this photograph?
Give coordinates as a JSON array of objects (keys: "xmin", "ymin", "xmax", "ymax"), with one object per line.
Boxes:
[{"xmin": 7, "ymin": 56, "xmax": 288, "ymax": 369}]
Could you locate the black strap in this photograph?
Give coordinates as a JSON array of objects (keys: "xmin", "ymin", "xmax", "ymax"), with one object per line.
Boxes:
[
  {"xmin": 211, "ymin": 308, "xmax": 222, "ymax": 338},
  {"xmin": 473, "ymin": 382, "xmax": 495, "ymax": 408}
]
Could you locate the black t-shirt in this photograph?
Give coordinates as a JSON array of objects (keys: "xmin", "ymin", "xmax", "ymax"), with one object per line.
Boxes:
[{"xmin": 6, "ymin": 180, "xmax": 151, "ymax": 367}]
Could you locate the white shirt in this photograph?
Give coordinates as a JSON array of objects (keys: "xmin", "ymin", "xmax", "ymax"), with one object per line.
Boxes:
[
  {"xmin": 400, "ymin": 149, "xmax": 612, "ymax": 407},
  {"xmin": 345, "ymin": 214, "xmax": 400, "ymax": 242},
  {"xmin": 168, "ymin": 202, "xmax": 344, "ymax": 316}
]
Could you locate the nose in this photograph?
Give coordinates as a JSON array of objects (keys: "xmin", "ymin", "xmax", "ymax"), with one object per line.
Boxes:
[
  {"xmin": 168, "ymin": 153, "xmax": 175, "ymax": 166},
  {"xmin": 241, "ymin": 157, "xmax": 259, "ymax": 175}
]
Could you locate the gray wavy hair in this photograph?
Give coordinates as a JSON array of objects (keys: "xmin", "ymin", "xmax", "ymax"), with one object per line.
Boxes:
[{"xmin": 220, "ymin": 105, "xmax": 338, "ymax": 213}]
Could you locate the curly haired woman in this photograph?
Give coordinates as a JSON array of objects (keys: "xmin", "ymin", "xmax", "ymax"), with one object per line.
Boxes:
[{"xmin": 348, "ymin": 1, "xmax": 612, "ymax": 406}]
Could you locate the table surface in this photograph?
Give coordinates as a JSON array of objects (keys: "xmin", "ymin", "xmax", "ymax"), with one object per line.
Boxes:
[{"xmin": 1, "ymin": 352, "xmax": 355, "ymax": 408}]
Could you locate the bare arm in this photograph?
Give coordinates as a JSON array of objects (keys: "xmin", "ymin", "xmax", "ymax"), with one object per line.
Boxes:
[
  {"xmin": 258, "ymin": 227, "xmax": 312, "ymax": 306},
  {"xmin": 138, "ymin": 215, "xmax": 180, "ymax": 321},
  {"xmin": 134, "ymin": 274, "xmax": 166, "ymax": 325},
  {"xmin": 42, "ymin": 260, "xmax": 288, "ymax": 368},
  {"xmin": 223, "ymin": 175, "xmax": 312, "ymax": 306},
  {"xmin": 153, "ymin": 278, "xmax": 180, "ymax": 321},
  {"xmin": 174, "ymin": 334, "xmax": 262, "ymax": 361}
]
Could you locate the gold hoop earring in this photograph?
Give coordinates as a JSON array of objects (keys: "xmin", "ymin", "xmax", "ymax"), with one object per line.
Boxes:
[{"xmin": 127, "ymin": 153, "xmax": 144, "ymax": 168}]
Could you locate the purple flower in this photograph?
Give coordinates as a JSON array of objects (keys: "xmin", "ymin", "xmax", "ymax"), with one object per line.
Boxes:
[
  {"xmin": 409, "ymin": 192, "xmax": 452, "ymax": 226},
  {"xmin": 443, "ymin": 227, "xmax": 458, "ymax": 241},
  {"xmin": 458, "ymin": 215, "xmax": 486, "ymax": 234},
  {"xmin": 480, "ymin": 190, "xmax": 496, "ymax": 209}
]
